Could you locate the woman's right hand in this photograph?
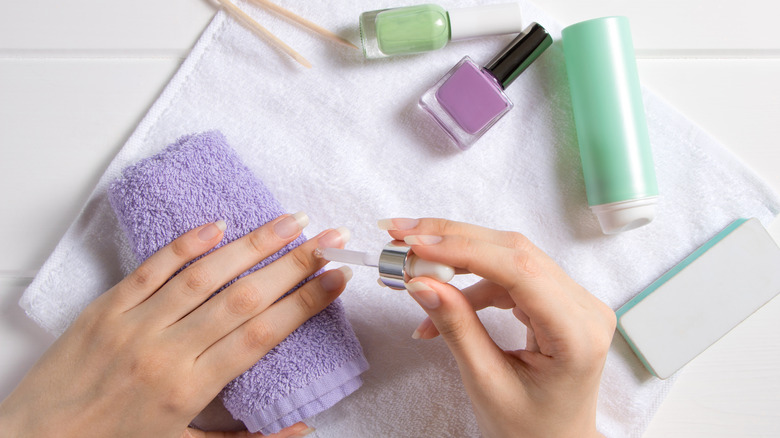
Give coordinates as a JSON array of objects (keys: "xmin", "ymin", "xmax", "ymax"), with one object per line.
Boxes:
[{"xmin": 382, "ymin": 218, "xmax": 616, "ymax": 438}]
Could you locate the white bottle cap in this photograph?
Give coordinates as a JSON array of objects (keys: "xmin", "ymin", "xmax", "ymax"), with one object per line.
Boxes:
[
  {"xmin": 590, "ymin": 196, "xmax": 659, "ymax": 235},
  {"xmin": 407, "ymin": 255, "xmax": 455, "ymax": 284},
  {"xmin": 448, "ymin": 2, "xmax": 524, "ymax": 41}
]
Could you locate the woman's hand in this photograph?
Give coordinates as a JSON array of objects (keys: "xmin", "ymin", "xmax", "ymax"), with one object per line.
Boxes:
[
  {"xmin": 381, "ymin": 218, "xmax": 616, "ymax": 438},
  {"xmin": 0, "ymin": 213, "xmax": 351, "ymax": 438}
]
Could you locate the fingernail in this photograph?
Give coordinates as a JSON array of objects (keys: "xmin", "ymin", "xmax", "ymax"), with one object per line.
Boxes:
[
  {"xmin": 378, "ymin": 218, "xmax": 419, "ymax": 231},
  {"xmin": 404, "ymin": 235, "xmax": 442, "ymax": 246},
  {"xmin": 411, "ymin": 317, "xmax": 434, "ymax": 340},
  {"xmin": 198, "ymin": 220, "xmax": 227, "ymax": 241},
  {"xmin": 406, "ymin": 281, "xmax": 441, "ymax": 309},
  {"xmin": 318, "ymin": 226, "xmax": 351, "ymax": 249},
  {"xmin": 321, "ymin": 266, "xmax": 353, "ymax": 292},
  {"xmin": 288, "ymin": 426, "xmax": 316, "ymax": 438},
  {"xmin": 274, "ymin": 212, "xmax": 309, "ymax": 239}
]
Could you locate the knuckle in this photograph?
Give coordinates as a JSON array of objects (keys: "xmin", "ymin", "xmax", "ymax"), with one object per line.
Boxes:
[
  {"xmin": 247, "ymin": 228, "xmax": 269, "ymax": 255},
  {"xmin": 169, "ymin": 238, "xmax": 191, "ymax": 259},
  {"xmin": 511, "ymin": 250, "xmax": 543, "ymax": 279},
  {"xmin": 160, "ymin": 388, "xmax": 190, "ymax": 416},
  {"xmin": 225, "ymin": 283, "xmax": 263, "ymax": 317},
  {"xmin": 182, "ymin": 265, "xmax": 212, "ymax": 294},
  {"xmin": 127, "ymin": 350, "xmax": 170, "ymax": 386},
  {"xmin": 129, "ymin": 263, "xmax": 155, "ymax": 289},
  {"xmin": 504, "ymin": 231, "xmax": 533, "ymax": 251},
  {"xmin": 243, "ymin": 321, "xmax": 278, "ymax": 351},
  {"xmin": 435, "ymin": 316, "xmax": 469, "ymax": 348},
  {"xmin": 286, "ymin": 248, "xmax": 315, "ymax": 274},
  {"xmin": 436, "ymin": 219, "xmax": 460, "ymax": 236},
  {"xmin": 295, "ymin": 286, "xmax": 321, "ymax": 314}
]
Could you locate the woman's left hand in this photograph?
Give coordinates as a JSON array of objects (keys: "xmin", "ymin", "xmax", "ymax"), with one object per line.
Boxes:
[{"xmin": 0, "ymin": 213, "xmax": 350, "ymax": 438}]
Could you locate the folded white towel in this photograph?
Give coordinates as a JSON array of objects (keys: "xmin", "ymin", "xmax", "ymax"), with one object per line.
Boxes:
[{"xmin": 20, "ymin": 1, "xmax": 780, "ymax": 436}]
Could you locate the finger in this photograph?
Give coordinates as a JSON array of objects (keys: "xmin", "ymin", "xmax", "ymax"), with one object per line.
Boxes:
[
  {"xmin": 380, "ymin": 217, "xmax": 535, "ymax": 252},
  {"xmin": 411, "ymin": 279, "xmax": 513, "ymax": 340},
  {"xmin": 139, "ymin": 212, "xmax": 310, "ymax": 327},
  {"xmin": 183, "ymin": 426, "xmax": 260, "ymax": 437},
  {"xmin": 263, "ymin": 423, "xmax": 315, "ymax": 438},
  {"xmin": 405, "ymin": 278, "xmax": 506, "ymax": 374},
  {"xmin": 195, "ymin": 266, "xmax": 352, "ymax": 384},
  {"xmin": 109, "ymin": 220, "xmax": 226, "ymax": 310},
  {"xmin": 404, "ymin": 234, "xmax": 563, "ymax": 326},
  {"xmin": 381, "ymin": 217, "xmax": 566, "ymax": 278},
  {"xmin": 512, "ymin": 307, "xmax": 540, "ymax": 353},
  {"xmin": 169, "ymin": 228, "xmax": 349, "ymax": 353},
  {"xmin": 183, "ymin": 422, "xmax": 313, "ymax": 438}
]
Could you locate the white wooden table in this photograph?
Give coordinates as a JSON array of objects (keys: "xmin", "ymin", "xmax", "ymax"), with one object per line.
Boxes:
[{"xmin": 1, "ymin": 1, "xmax": 778, "ymax": 436}]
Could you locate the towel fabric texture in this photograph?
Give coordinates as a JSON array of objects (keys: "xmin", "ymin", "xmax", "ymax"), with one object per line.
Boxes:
[
  {"xmin": 106, "ymin": 131, "xmax": 368, "ymax": 434},
  {"xmin": 20, "ymin": 0, "xmax": 780, "ymax": 436}
]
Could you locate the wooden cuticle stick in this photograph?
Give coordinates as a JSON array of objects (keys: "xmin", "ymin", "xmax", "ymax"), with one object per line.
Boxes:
[
  {"xmin": 215, "ymin": 0, "xmax": 312, "ymax": 68},
  {"xmin": 246, "ymin": 0, "xmax": 358, "ymax": 50}
]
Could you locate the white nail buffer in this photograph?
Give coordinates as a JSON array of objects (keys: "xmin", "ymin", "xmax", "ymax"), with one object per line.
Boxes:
[{"xmin": 616, "ymin": 218, "xmax": 780, "ymax": 379}]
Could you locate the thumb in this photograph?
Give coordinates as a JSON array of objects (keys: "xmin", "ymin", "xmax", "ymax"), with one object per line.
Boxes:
[{"xmin": 406, "ymin": 279, "xmax": 505, "ymax": 371}]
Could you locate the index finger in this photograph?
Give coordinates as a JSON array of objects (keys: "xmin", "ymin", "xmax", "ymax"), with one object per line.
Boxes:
[
  {"xmin": 382, "ymin": 217, "xmax": 575, "ymax": 288},
  {"xmin": 380, "ymin": 217, "xmax": 532, "ymax": 251},
  {"xmin": 402, "ymin": 233, "xmax": 565, "ymax": 327}
]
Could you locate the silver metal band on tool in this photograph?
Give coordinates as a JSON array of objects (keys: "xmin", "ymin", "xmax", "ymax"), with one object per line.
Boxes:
[{"xmin": 377, "ymin": 241, "xmax": 411, "ymax": 290}]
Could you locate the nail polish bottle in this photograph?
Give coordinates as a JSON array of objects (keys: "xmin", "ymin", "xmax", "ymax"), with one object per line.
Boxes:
[
  {"xmin": 419, "ymin": 22, "xmax": 552, "ymax": 150},
  {"xmin": 359, "ymin": 2, "xmax": 524, "ymax": 59}
]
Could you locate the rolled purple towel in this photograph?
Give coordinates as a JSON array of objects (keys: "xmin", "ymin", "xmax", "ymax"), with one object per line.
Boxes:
[{"xmin": 107, "ymin": 131, "xmax": 368, "ymax": 434}]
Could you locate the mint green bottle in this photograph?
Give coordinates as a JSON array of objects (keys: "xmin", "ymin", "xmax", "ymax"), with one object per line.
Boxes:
[
  {"xmin": 359, "ymin": 3, "xmax": 524, "ymax": 59},
  {"xmin": 562, "ymin": 17, "xmax": 659, "ymax": 234}
]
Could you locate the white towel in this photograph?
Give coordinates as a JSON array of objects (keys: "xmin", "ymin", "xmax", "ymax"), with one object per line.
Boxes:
[{"xmin": 20, "ymin": 1, "xmax": 780, "ymax": 436}]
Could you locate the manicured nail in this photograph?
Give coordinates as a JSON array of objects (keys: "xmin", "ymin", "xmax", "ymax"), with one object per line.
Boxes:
[
  {"xmin": 406, "ymin": 281, "xmax": 441, "ymax": 309},
  {"xmin": 404, "ymin": 235, "xmax": 442, "ymax": 246},
  {"xmin": 321, "ymin": 266, "xmax": 353, "ymax": 292},
  {"xmin": 411, "ymin": 317, "xmax": 434, "ymax": 340},
  {"xmin": 274, "ymin": 212, "xmax": 309, "ymax": 239},
  {"xmin": 378, "ymin": 218, "xmax": 419, "ymax": 231},
  {"xmin": 318, "ymin": 226, "xmax": 351, "ymax": 249},
  {"xmin": 198, "ymin": 220, "xmax": 227, "ymax": 241},
  {"xmin": 287, "ymin": 426, "xmax": 316, "ymax": 438}
]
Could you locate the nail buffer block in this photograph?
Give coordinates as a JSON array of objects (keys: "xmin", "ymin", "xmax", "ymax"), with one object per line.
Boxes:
[{"xmin": 617, "ymin": 218, "xmax": 780, "ymax": 379}]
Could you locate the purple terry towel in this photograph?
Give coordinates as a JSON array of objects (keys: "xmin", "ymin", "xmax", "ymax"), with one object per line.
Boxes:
[{"xmin": 107, "ymin": 131, "xmax": 369, "ymax": 434}]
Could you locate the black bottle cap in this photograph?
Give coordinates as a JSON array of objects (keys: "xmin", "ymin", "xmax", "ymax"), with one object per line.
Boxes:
[{"xmin": 484, "ymin": 22, "xmax": 552, "ymax": 89}]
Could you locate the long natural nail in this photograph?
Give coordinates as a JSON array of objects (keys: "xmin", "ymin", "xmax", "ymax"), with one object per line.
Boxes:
[
  {"xmin": 198, "ymin": 220, "xmax": 227, "ymax": 241},
  {"xmin": 404, "ymin": 235, "xmax": 442, "ymax": 246},
  {"xmin": 406, "ymin": 281, "xmax": 441, "ymax": 309},
  {"xmin": 274, "ymin": 212, "xmax": 309, "ymax": 239},
  {"xmin": 318, "ymin": 226, "xmax": 351, "ymax": 249},
  {"xmin": 321, "ymin": 266, "xmax": 353, "ymax": 292},
  {"xmin": 378, "ymin": 218, "xmax": 419, "ymax": 231}
]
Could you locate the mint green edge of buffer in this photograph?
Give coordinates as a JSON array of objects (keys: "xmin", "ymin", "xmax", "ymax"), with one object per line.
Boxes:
[
  {"xmin": 375, "ymin": 4, "xmax": 451, "ymax": 56},
  {"xmin": 562, "ymin": 17, "xmax": 658, "ymax": 206},
  {"xmin": 615, "ymin": 218, "xmax": 749, "ymax": 377}
]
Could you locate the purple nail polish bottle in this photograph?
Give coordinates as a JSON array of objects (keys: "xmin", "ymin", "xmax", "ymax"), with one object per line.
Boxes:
[{"xmin": 419, "ymin": 23, "xmax": 552, "ymax": 150}]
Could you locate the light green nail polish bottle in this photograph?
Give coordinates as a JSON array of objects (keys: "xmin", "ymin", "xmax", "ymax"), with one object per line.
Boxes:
[
  {"xmin": 359, "ymin": 2, "xmax": 524, "ymax": 59},
  {"xmin": 562, "ymin": 16, "xmax": 659, "ymax": 234}
]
